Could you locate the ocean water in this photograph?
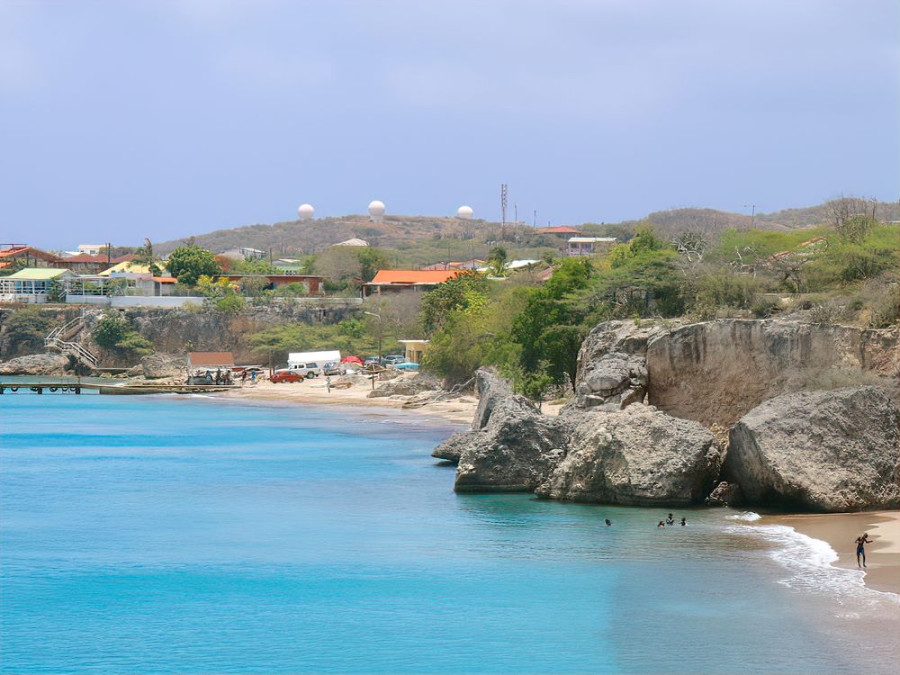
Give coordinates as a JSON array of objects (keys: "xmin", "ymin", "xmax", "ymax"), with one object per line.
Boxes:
[{"xmin": 1, "ymin": 393, "xmax": 898, "ymax": 674}]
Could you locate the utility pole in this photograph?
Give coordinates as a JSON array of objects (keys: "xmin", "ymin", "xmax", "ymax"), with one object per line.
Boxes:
[
  {"xmin": 743, "ymin": 204, "xmax": 756, "ymax": 230},
  {"xmin": 533, "ymin": 210, "xmax": 537, "ymax": 227}
]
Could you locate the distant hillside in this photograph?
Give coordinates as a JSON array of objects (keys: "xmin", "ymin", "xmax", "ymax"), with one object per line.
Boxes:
[{"xmin": 155, "ymin": 200, "xmax": 900, "ymax": 258}]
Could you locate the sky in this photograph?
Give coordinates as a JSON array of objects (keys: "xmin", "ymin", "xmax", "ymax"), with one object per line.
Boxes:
[{"xmin": 1, "ymin": 0, "xmax": 898, "ymax": 250}]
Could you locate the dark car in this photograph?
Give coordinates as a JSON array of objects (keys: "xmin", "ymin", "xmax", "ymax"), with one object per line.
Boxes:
[
  {"xmin": 322, "ymin": 361, "xmax": 345, "ymax": 376},
  {"xmin": 270, "ymin": 369, "xmax": 304, "ymax": 383}
]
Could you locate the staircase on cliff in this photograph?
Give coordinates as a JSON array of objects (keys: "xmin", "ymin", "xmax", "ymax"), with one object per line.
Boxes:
[{"xmin": 44, "ymin": 315, "xmax": 98, "ymax": 369}]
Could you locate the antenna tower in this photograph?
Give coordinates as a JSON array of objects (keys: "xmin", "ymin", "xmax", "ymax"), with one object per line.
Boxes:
[{"xmin": 500, "ymin": 183, "xmax": 508, "ymax": 240}]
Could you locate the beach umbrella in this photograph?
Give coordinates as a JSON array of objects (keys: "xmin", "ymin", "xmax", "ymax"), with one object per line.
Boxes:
[{"xmin": 342, "ymin": 355, "xmax": 363, "ymax": 364}]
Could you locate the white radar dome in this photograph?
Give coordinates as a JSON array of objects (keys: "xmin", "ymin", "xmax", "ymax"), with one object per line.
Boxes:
[
  {"xmin": 297, "ymin": 204, "xmax": 314, "ymax": 221},
  {"xmin": 456, "ymin": 205, "xmax": 473, "ymax": 219},
  {"xmin": 368, "ymin": 200, "xmax": 386, "ymax": 217}
]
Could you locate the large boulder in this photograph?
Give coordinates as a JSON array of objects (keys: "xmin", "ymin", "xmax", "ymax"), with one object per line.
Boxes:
[
  {"xmin": 141, "ymin": 353, "xmax": 186, "ymax": 379},
  {"xmin": 453, "ymin": 408, "xmax": 568, "ymax": 492},
  {"xmin": 0, "ymin": 353, "xmax": 70, "ymax": 376},
  {"xmin": 724, "ymin": 387, "xmax": 900, "ymax": 512},
  {"xmin": 433, "ymin": 369, "xmax": 568, "ymax": 490},
  {"xmin": 536, "ymin": 405, "xmax": 721, "ymax": 506},
  {"xmin": 368, "ymin": 373, "xmax": 442, "ymax": 398}
]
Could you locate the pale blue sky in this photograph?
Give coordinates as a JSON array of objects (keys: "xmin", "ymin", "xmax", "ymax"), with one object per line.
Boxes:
[{"xmin": 2, "ymin": 0, "xmax": 898, "ymax": 249}]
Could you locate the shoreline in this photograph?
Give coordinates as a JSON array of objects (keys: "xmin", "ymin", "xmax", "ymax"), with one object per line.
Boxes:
[{"xmin": 763, "ymin": 511, "xmax": 900, "ymax": 595}]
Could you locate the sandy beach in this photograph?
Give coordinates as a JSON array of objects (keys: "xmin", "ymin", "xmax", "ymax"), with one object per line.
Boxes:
[
  {"xmin": 765, "ymin": 511, "xmax": 900, "ymax": 595},
  {"xmin": 217, "ymin": 375, "xmax": 480, "ymax": 425}
]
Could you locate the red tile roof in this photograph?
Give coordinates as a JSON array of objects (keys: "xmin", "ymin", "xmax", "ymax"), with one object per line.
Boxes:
[
  {"xmin": 188, "ymin": 352, "xmax": 235, "ymax": 367},
  {"xmin": 369, "ymin": 269, "xmax": 464, "ymax": 285},
  {"xmin": 542, "ymin": 226, "xmax": 581, "ymax": 235}
]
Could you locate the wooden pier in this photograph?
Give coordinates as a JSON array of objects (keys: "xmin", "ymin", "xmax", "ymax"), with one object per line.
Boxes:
[{"xmin": 0, "ymin": 381, "xmax": 235, "ymax": 395}]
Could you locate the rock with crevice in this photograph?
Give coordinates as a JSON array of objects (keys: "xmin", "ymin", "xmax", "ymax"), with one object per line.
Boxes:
[
  {"xmin": 723, "ymin": 386, "xmax": 900, "ymax": 512},
  {"xmin": 536, "ymin": 405, "xmax": 721, "ymax": 506}
]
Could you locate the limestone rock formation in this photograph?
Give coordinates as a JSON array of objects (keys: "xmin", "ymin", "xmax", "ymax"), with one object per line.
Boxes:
[
  {"xmin": 368, "ymin": 373, "xmax": 442, "ymax": 398},
  {"xmin": 705, "ymin": 481, "xmax": 743, "ymax": 507},
  {"xmin": 570, "ymin": 320, "xmax": 671, "ymax": 411},
  {"xmin": 141, "ymin": 353, "xmax": 187, "ymax": 379},
  {"xmin": 646, "ymin": 320, "xmax": 899, "ymax": 427},
  {"xmin": 0, "ymin": 353, "xmax": 70, "ymax": 376},
  {"xmin": 724, "ymin": 386, "xmax": 900, "ymax": 512},
  {"xmin": 432, "ymin": 369, "xmax": 568, "ymax": 490},
  {"xmin": 536, "ymin": 406, "xmax": 721, "ymax": 506}
]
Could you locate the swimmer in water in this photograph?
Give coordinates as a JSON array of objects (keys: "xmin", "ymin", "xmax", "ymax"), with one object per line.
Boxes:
[
  {"xmin": 680, "ymin": 517, "xmax": 686, "ymax": 526},
  {"xmin": 855, "ymin": 533, "xmax": 873, "ymax": 568},
  {"xmin": 657, "ymin": 521, "xmax": 666, "ymax": 528},
  {"xmin": 605, "ymin": 519, "xmax": 612, "ymax": 527},
  {"xmin": 666, "ymin": 513, "xmax": 674, "ymax": 526}
]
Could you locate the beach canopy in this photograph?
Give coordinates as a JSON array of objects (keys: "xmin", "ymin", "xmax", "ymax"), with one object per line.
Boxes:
[{"xmin": 342, "ymin": 355, "xmax": 363, "ymax": 364}]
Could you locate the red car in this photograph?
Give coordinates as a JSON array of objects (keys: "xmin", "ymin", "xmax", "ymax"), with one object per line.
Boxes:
[{"xmin": 270, "ymin": 369, "xmax": 304, "ymax": 383}]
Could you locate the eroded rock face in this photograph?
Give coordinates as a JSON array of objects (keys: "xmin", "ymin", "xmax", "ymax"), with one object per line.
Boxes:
[
  {"xmin": 570, "ymin": 321, "xmax": 671, "ymax": 411},
  {"xmin": 141, "ymin": 353, "xmax": 186, "ymax": 379},
  {"xmin": 536, "ymin": 406, "xmax": 721, "ymax": 506},
  {"xmin": 0, "ymin": 353, "xmax": 70, "ymax": 375},
  {"xmin": 724, "ymin": 387, "xmax": 900, "ymax": 512},
  {"xmin": 470, "ymin": 368, "xmax": 516, "ymax": 430},
  {"xmin": 646, "ymin": 320, "xmax": 899, "ymax": 427}
]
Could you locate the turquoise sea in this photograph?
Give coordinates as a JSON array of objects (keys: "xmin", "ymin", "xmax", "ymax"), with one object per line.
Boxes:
[{"xmin": 1, "ymin": 391, "xmax": 898, "ymax": 674}]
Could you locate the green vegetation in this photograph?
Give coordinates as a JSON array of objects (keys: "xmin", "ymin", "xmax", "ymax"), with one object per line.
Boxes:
[
  {"xmin": 166, "ymin": 245, "xmax": 222, "ymax": 286},
  {"xmin": 3, "ymin": 307, "xmax": 56, "ymax": 354},
  {"xmin": 93, "ymin": 313, "xmax": 154, "ymax": 356}
]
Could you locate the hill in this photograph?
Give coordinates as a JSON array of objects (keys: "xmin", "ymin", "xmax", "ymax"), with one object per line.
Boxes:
[{"xmin": 155, "ymin": 200, "xmax": 900, "ymax": 260}]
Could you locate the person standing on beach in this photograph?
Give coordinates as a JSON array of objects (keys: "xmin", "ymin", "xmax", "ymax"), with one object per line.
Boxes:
[{"xmin": 856, "ymin": 533, "xmax": 873, "ymax": 568}]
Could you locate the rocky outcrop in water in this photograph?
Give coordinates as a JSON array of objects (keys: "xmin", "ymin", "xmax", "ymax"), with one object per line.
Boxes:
[
  {"xmin": 432, "ymin": 370, "xmax": 568, "ymax": 489},
  {"xmin": 536, "ymin": 406, "xmax": 721, "ymax": 506},
  {"xmin": 646, "ymin": 320, "xmax": 899, "ymax": 427},
  {"xmin": 723, "ymin": 386, "xmax": 900, "ymax": 512},
  {"xmin": 0, "ymin": 353, "xmax": 70, "ymax": 375}
]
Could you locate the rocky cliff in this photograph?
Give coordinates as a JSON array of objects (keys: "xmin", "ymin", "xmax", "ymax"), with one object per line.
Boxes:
[{"xmin": 645, "ymin": 320, "xmax": 898, "ymax": 427}]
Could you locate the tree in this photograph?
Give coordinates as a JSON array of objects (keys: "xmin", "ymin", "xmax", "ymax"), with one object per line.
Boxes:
[
  {"xmin": 93, "ymin": 312, "xmax": 154, "ymax": 356},
  {"xmin": 487, "ymin": 247, "xmax": 508, "ymax": 276},
  {"xmin": 166, "ymin": 245, "xmax": 222, "ymax": 286},
  {"xmin": 133, "ymin": 238, "xmax": 162, "ymax": 276},
  {"xmin": 419, "ymin": 271, "xmax": 488, "ymax": 334}
]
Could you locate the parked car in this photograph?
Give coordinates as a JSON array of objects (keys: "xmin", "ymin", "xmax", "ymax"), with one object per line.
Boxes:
[
  {"xmin": 383, "ymin": 354, "xmax": 407, "ymax": 364},
  {"xmin": 286, "ymin": 362, "xmax": 321, "ymax": 378},
  {"xmin": 322, "ymin": 361, "xmax": 345, "ymax": 376},
  {"xmin": 270, "ymin": 369, "xmax": 304, "ymax": 383},
  {"xmin": 394, "ymin": 362, "xmax": 420, "ymax": 371},
  {"xmin": 363, "ymin": 356, "xmax": 383, "ymax": 366}
]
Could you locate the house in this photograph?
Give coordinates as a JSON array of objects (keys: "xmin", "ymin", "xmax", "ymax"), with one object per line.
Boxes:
[
  {"xmin": 397, "ymin": 339, "xmax": 429, "ymax": 364},
  {"xmin": 0, "ymin": 267, "xmax": 76, "ymax": 303},
  {"xmin": 57, "ymin": 253, "xmax": 135, "ymax": 275},
  {"xmin": 421, "ymin": 260, "xmax": 484, "ymax": 271},
  {"xmin": 188, "ymin": 352, "xmax": 235, "ymax": 371},
  {"xmin": 543, "ymin": 226, "xmax": 582, "ymax": 236},
  {"xmin": 0, "ymin": 245, "xmax": 63, "ymax": 271},
  {"xmin": 363, "ymin": 269, "xmax": 464, "ymax": 296},
  {"xmin": 223, "ymin": 274, "xmax": 324, "ymax": 295},
  {"xmin": 566, "ymin": 237, "xmax": 618, "ymax": 257},
  {"xmin": 219, "ymin": 247, "xmax": 266, "ymax": 261}
]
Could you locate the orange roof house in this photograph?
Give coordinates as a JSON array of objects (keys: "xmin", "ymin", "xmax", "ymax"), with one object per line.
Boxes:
[
  {"xmin": 187, "ymin": 352, "xmax": 235, "ymax": 369},
  {"xmin": 363, "ymin": 269, "xmax": 465, "ymax": 296},
  {"xmin": 0, "ymin": 245, "xmax": 63, "ymax": 269}
]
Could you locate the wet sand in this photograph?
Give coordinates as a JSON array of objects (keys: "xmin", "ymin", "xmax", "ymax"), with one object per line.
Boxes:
[{"xmin": 766, "ymin": 511, "xmax": 900, "ymax": 595}]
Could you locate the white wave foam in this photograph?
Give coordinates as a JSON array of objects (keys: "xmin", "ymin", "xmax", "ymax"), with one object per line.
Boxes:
[
  {"xmin": 727, "ymin": 523, "xmax": 900, "ymax": 611},
  {"xmin": 726, "ymin": 511, "xmax": 761, "ymax": 521}
]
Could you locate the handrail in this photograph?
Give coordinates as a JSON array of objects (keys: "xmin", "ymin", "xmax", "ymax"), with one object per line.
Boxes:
[{"xmin": 44, "ymin": 315, "xmax": 98, "ymax": 367}]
